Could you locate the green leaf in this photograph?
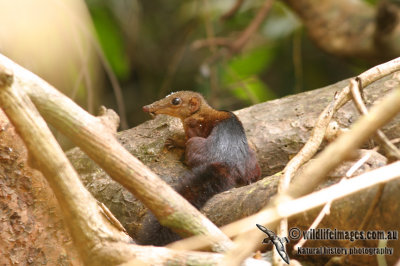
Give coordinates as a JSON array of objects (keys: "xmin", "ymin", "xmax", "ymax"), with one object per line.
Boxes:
[
  {"xmin": 90, "ymin": 6, "xmax": 130, "ymax": 79},
  {"xmin": 222, "ymin": 45, "xmax": 277, "ymax": 102},
  {"xmin": 228, "ymin": 46, "xmax": 275, "ymax": 78},
  {"xmin": 230, "ymin": 76, "xmax": 276, "ymax": 103}
]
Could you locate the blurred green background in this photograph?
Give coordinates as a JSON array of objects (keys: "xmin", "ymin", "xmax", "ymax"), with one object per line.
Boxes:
[
  {"xmin": 0, "ymin": 0, "xmax": 379, "ymax": 131},
  {"xmin": 88, "ymin": 0, "xmax": 375, "ymax": 127}
]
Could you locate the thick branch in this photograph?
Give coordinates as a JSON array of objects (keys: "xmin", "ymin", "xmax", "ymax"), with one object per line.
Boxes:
[
  {"xmin": 189, "ymin": 58, "xmax": 400, "ymax": 263},
  {"xmin": 0, "ymin": 54, "xmax": 233, "ymax": 252},
  {"xmin": 61, "ymin": 68, "xmax": 400, "ymax": 240},
  {"xmin": 220, "ymin": 85, "xmax": 400, "ymax": 265},
  {"xmin": 274, "ymin": 56, "xmax": 400, "ymax": 264},
  {"xmin": 193, "ymin": 0, "xmax": 274, "ymax": 54},
  {"xmin": 282, "ymin": 57, "xmax": 400, "ymax": 197},
  {"xmin": 350, "ymin": 78, "xmax": 400, "ymax": 160},
  {"xmin": 287, "ymin": 86, "xmax": 400, "ymax": 199},
  {"xmin": 0, "ymin": 66, "xmax": 132, "ymax": 265},
  {"xmin": 168, "ymin": 161, "xmax": 400, "ymax": 251},
  {"xmin": 283, "ymin": 0, "xmax": 400, "ymax": 60},
  {"xmin": 220, "ymin": 0, "xmax": 245, "ymax": 20}
]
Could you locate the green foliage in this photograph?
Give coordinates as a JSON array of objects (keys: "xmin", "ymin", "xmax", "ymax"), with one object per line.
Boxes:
[
  {"xmin": 83, "ymin": 0, "xmax": 374, "ymax": 126},
  {"xmin": 363, "ymin": 0, "xmax": 378, "ymax": 5},
  {"xmin": 90, "ymin": 5, "xmax": 130, "ymax": 80},
  {"xmin": 222, "ymin": 46, "xmax": 277, "ymax": 103}
]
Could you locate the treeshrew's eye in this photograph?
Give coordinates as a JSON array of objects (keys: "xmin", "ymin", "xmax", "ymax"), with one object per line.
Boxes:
[{"xmin": 172, "ymin": 97, "xmax": 181, "ymax": 105}]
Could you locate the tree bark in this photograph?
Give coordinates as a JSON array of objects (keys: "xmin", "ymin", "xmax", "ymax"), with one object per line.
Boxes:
[
  {"xmin": 2, "ymin": 67, "xmax": 400, "ymax": 265},
  {"xmin": 0, "ymin": 54, "xmax": 242, "ymax": 265},
  {"xmin": 283, "ymin": 0, "xmax": 400, "ymax": 60},
  {"xmin": 0, "ymin": 108, "xmax": 82, "ymax": 265},
  {"xmin": 67, "ymin": 73, "xmax": 400, "ymax": 239}
]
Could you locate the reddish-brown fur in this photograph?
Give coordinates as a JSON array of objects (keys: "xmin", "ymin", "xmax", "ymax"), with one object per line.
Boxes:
[
  {"xmin": 143, "ymin": 91, "xmax": 231, "ymax": 139},
  {"xmin": 139, "ymin": 91, "xmax": 261, "ymax": 245}
]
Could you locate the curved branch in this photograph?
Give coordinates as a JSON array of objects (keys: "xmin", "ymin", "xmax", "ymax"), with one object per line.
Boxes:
[
  {"xmin": 283, "ymin": 0, "xmax": 400, "ymax": 59},
  {"xmin": 220, "ymin": 0, "xmax": 245, "ymax": 20},
  {"xmin": 0, "ymin": 64, "xmax": 132, "ymax": 265},
  {"xmin": 193, "ymin": 0, "xmax": 274, "ymax": 55},
  {"xmin": 0, "ymin": 53, "xmax": 233, "ymax": 253}
]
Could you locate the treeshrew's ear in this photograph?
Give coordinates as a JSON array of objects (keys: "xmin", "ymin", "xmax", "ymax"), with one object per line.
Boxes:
[{"xmin": 189, "ymin": 97, "xmax": 200, "ymax": 113}]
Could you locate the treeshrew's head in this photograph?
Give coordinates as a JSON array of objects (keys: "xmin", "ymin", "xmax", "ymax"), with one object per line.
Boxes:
[{"xmin": 142, "ymin": 91, "xmax": 208, "ymax": 119}]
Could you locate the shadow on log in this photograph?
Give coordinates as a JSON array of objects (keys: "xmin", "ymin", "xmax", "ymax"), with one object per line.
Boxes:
[
  {"xmin": 0, "ymin": 110, "xmax": 81, "ymax": 265},
  {"xmin": 67, "ymin": 74, "xmax": 400, "ymax": 265}
]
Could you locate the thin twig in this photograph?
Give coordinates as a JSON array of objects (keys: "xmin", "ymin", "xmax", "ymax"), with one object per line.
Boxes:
[
  {"xmin": 225, "ymin": 161, "xmax": 400, "ymax": 239},
  {"xmin": 158, "ymin": 44, "xmax": 187, "ymax": 97},
  {"xmin": 231, "ymin": 0, "xmax": 274, "ymax": 53},
  {"xmin": 282, "ymin": 56, "xmax": 400, "ymax": 201},
  {"xmin": 222, "ymin": 84, "xmax": 400, "ymax": 265},
  {"xmin": 325, "ymin": 159, "xmax": 386, "ymax": 265},
  {"xmin": 169, "ymin": 57, "xmax": 400, "ymax": 261},
  {"xmin": 55, "ymin": 0, "xmax": 128, "ymax": 129},
  {"xmin": 275, "ymin": 99, "xmax": 336, "ymax": 262},
  {"xmin": 281, "ymin": 101, "xmax": 335, "ymax": 193},
  {"xmin": 70, "ymin": 18, "xmax": 95, "ymax": 114},
  {"xmin": 350, "ymin": 78, "xmax": 400, "ymax": 161},
  {"xmin": 275, "ymin": 57, "xmax": 400, "ymax": 265},
  {"xmin": 202, "ymin": 0, "xmax": 219, "ymax": 105},
  {"xmin": 287, "ymin": 86, "xmax": 400, "ymax": 199},
  {"xmin": 221, "ymin": 0, "xmax": 245, "ymax": 20},
  {"xmin": 159, "ymin": 24, "xmax": 195, "ymax": 97},
  {"xmin": 293, "ymin": 29, "xmax": 303, "ymax": 94},
  {"xmin": 70, "ymin": 52, "xmax": 90, "ymax": 101},
  {"xmin": 358, "ymin": 186, "xmax": 385, "ymax": 232},
  {"xmin": 293, "ymin": 200, "xmax": 332, "ymax": 250},
  {"xmin": 169, "ymin": 161, "xmax": 400, "ymax": 252},
  {"xmin": 193, "ymin": 0, "xmax": 274, "ymax": 55},
  {"xmin": 0, "ymin": 64, "xmax": 132, "ymax": 264},
  {"xmin": 0, "ymin": 54, "xmax": 233, "ymax": 253},
  {"xmin": 191, "ymin": 37, "xmax": 231, "ymax": 50},
  {"xmin": 293, "ymin": 148, "xmax": 377, "ymax": 251},
  {"xmin": 0, "ymin": 63, "xmax": 254, "ymax": 265},
  {"xmin": 391, "ymin": 137, "xmax": 400, "ymax": 144}
]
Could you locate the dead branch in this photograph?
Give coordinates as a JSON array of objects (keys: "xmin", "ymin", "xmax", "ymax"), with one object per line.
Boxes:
[
  {"xmin": 350, "ymin": 78, "xmax": 400, "ymax": 160},
  {"xmin": 0, "ymin": 64, "xmax": 132, "ymax": 265},
  {"xmin": 199, "ymin": 0, "xmax": 400, "ymax": 61},
  {"xmin": 375, "ymin": 0, "xmax": 400, "ymax": 52},
  {"xmin": 282, "ymin": 57, "xmax": 400, "ymax": 198},
  {"xmin": 283, "ymin": 0, "xmax": 400, "ymax": 59},
  {"xmin": 220, "ymin": 0, "xmax": 245, "ymax": 20},
  {"xmin": 287, "ymin": 81, "xmax": 400, "ymax": 200},
  {"xmin": 2, "ymin": 53, "xmax": 400, "ymax": 265},
  {"xmin": 64, "ymin": 68, "xmax": 400, "ymax": 241},
  {"xmin": 56, "ymin": 1, "xmax": 128, "ymax": 129},
  {"xmin": 169, "ymin": 161, "xmax": 400, "ymax": 252},
  {"xmin": 193, "ymin": 0, "xmax": 274, "ymax": 55},
  {"xmin": 293, "ymin": 147, "xmax": 377, "ymax": 251},
  {"xmin": 273, "ymin": 55, "xmax": 400, "ymax": 266},
  {"xmin": 0, "ymin": 53, "xmax": 233, "ymax": 253},
  {"xmin": 218, "ymin": 57, "xmax": 400, "ymax": 264},
  {"xmin": 230, "ymin": 0, "xmax": 274, "ymax": 53}
]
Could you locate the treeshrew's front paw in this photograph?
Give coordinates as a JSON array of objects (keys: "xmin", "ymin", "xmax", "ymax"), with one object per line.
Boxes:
[{"xmin": 165, "ymin": 136, "xmax": 186, "ymax": 150}]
